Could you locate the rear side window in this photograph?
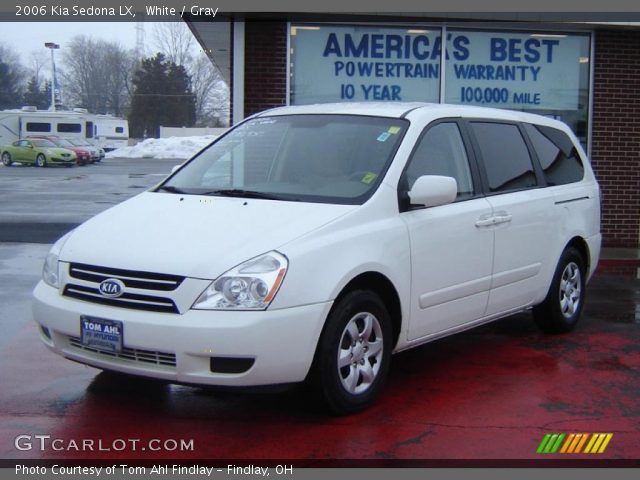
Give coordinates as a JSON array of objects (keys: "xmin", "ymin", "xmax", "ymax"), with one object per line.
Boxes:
[
  {"xmin": 524, "ymin": 124, "xmax": 584, "ymax": 186},
  {"xmin": 470, "ymin": 122, "xmax": 537, "ymax": 193}
]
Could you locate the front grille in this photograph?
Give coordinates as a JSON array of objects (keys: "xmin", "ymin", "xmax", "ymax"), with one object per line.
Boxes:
[
  {"xmin": 69, "ymin": 263, "xmax": 184, "ymax": 291},
  {"xmin": 63, "ymin": 263, "xmax": 184, "ymax": 313},
  {"xmin": 68, "ymin": 336, "xmax": 176, "ymax": 367}
]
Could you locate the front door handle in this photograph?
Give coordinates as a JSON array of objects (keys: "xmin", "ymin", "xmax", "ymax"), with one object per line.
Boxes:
[
  {"xmin": 475, "ymin": 212, "xmax": 512, "ymax": 228},
  {"xmin": 475, "ymin": 213, "xmax": 496, "ymax": 227},
  {"xmin": 493, "ymin": 211, "xmax": 512, "ymax": 224}
]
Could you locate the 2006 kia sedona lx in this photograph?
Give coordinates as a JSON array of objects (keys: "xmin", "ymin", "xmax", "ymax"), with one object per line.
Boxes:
[{"xmin": 33, "ymin": 103, "xmax": 601, "ymax": 414}]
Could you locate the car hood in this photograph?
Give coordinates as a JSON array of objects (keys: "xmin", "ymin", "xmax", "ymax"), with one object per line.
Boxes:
[{"xmin": 60, "ymin": 191, "xmax": 356, "ymax": 279}]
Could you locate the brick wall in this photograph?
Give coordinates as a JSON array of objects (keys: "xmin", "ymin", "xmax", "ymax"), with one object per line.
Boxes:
[
  {"xmin": 592, "ymin": 30, "xmax": 640, "ymax": 248},
  {"xmin": 244, "ymin": 21, "xmax": 288, "ymax": 117}
]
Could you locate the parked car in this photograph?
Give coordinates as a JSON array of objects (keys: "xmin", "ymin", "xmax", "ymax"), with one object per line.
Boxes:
[
  {"xmin": 33, "ymin": 103, "xmax": 601, "ymax": 414},
  {"xmin": 27, "ymin": 135, "xmax": 91, "ymax": 166},
  {"xmin": 67, "ymin": 138, "xmax": 103, "ymax": 162},
  {"xmin": 2, "ymin": 138, "xmax": 76, "ymax": 167}
]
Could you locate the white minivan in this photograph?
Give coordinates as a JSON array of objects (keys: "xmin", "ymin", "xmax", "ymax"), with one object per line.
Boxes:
[{"xmin": 33, "ymin": 103, "xmax": 601, "ymax": 413}]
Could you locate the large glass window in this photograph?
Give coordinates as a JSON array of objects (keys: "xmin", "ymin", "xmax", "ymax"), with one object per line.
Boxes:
[
  {"xmin": 445, "ymin": 30, "xmax": 590, "ymax": 148},
  {"xmin": 290, "ymin": 24, "xmax": 591, "ymax": 150},
  {"xmin": 290, "ymin": 25, "xmax": 441, "ymax": 104}
]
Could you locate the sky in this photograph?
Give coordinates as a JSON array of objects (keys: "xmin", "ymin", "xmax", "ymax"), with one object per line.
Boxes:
[{"xmin": 2, "ymin": 22, "xmax": 139, "ymax": 58}]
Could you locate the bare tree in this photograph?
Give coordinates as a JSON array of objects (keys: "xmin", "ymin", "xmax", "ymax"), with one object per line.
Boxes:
[
  {"xmin": 152, "ymin": 24, "xmax": 229, "ymax": 126},
  {"xmin": 190, "ymin": 54, "xmax": 229, "ymax": 126},
  {"xmin": 61, "ymin": 35, "xmax": 134, "ymax": 115},
  {"xmin": 152, "ymin": 22, "xmax": 194, "ymax": 67},
  {"xmin": 28, "ymin": 50, "xmax": 49, "ymax": 87}
]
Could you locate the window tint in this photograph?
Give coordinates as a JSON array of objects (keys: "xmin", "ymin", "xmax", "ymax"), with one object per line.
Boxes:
[
  {"xmin": 405, "ymin": 123, "xmax": 474, "ymax": 199},
  {"xmin": 471, "ymin": 122, "xmax": 536, "ymax": 193},
  {"xmin": 57, "ymin": 123, "xmax": 82, "ymax": 133},
  {"xmin": 523, "ymin": 124, "xmax": 584, "ymax": 186},
  {"xmin": 115, "ymin": 127, "xmax": 124, "ymax": 133},
  {"xmin": 26, "ymin": 122, "xmax": 51, "ymax": 133}
]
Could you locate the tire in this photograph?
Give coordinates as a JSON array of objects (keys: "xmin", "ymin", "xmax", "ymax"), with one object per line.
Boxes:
[
  {"xmin": 1, "ymin": 152, "xmax": 11, "ymax": 166},
  {"xmin": 310, "ymin": 290, "xmax": 392, "ymax": 414},
  {"xmin": 533, "ymin": 247, "xmax": 586, "ymax": 334},
  {"xmin": 36, "ymin": 154, "xmax": 47, "ymax": 168}
]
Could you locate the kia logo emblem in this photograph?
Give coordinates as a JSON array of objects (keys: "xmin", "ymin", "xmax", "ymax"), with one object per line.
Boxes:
[{"xmin": 99, "ymin": 278, "xmax": 125, "ymax": 298}]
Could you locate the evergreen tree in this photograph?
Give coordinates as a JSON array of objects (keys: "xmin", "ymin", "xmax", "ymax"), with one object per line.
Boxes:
[
  {"xmin": 22, "ymin": 77, "xmax": 51, "ymax": 110},
  {"xmin": 0, "ymin": 59, "xmax": 22, "ymax": 110},
  {"xmin": 129, "ymin": 53, "xmax": 196, "ymax": 138}
]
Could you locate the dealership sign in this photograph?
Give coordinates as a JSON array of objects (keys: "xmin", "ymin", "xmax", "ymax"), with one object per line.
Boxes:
[{"xmin": 291, "ymin": 25, "xmax": 583, "ymax": 110}]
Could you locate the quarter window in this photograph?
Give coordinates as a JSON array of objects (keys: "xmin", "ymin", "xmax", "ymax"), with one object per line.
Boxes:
[
  {"xmin": 524, "ymin": 124, "xmax": 584, "ymax": 185},
  {"xmin": 471, "ymin": 122, "xmax": 537, "ymax": 193},
  {"xmin": 405, "ymin": 123, "xmax": 474, "ymax": 199}
]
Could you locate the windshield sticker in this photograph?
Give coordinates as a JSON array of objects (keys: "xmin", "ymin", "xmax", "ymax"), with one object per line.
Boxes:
[
  {"xmin": 377, "ymin": 132, "xmax": 391, "ymax": 142},
  {"xmin": 361, "ymin": 172, "xmax": 378, "ymax": 184},
  {"xmin": 388, "ymin": 126, "xmax": 401, "ymax": 135}
]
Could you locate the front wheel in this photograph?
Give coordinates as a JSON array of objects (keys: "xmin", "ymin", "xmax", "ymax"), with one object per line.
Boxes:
[
  {"xmin": 310, "ymin": 290, "xmax": 392, "ymax": 414},
  {"xmin": 36, "ymin": 154, "xmax": 47, "ymax": 168},
  {"xmin": 533, "ymin": 247, "xmax": 586, "ymax": 334},
  {"xmin": 1, "ymin": 152, "xmax": 11, "ymax": 166}
]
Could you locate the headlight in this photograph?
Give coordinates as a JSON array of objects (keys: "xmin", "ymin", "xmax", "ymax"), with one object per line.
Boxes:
[
  {"xmin": 192, "ymin": 251, "xmax": 288, "ymax": 310},
  {"xmin": 42, "ymin": 231, "xmax": 73, "ymax": 288}
]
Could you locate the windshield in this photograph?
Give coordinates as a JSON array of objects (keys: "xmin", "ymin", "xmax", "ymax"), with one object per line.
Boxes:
[
  {"xmin": 160, "ymin": 114, "xmax": 408, "ymax": 204},
  {"xmin": 31, "ymin": 139, "xmax": 56, "ymax": 148},
  {"xmin": 57, "ymin": 139, "xmax": 74, "ymax": 147}
]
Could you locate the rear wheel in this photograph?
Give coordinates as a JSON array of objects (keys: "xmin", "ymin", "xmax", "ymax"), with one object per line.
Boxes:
[
  {"xmin": 1, "ymin": 152, "xmax": 11, "ymax": 166},
  {"xmin": 533, "ymin": 247, "xmax": 586, "ymax": 334},
  {"xmin": 310, "ymin": 290, "xmax": 392, "ymax": 414},
  {"xmin": 36, "ymin": 154, "xmax": 47, "ymax": 168}
]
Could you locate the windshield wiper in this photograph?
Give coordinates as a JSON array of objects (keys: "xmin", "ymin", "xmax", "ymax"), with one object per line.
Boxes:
[
  {"xmin": 157, "ymin": 185, "xmax": 187, "ymax": 194},
  {"xmin": 202, "ymin": 189, "xmax": 291, "ymax": 201}
]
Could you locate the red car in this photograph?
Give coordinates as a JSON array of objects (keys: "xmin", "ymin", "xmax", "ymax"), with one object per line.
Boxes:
[{"xmin": 26, "ymin": 136, "xmax": 92, "ymax": 166}]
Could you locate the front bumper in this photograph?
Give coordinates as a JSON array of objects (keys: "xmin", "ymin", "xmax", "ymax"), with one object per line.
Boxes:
[
  {"xmin": 33, "ymin": 281, "xmax": 330, "ymax": 386},
  {"xmin": 50, "ymin": 156, "xmax": 76, "ymax": 164}
]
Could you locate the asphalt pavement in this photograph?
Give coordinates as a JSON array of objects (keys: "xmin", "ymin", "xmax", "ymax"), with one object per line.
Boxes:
[{"xmin": 0, "ymin": 157, "xmax": 179, "ymax": 243}]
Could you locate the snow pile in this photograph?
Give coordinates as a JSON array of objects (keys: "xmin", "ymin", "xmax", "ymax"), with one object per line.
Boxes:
[{"xmin": 106, "ymin": 135, "xmax": 218, "ymax": 159}]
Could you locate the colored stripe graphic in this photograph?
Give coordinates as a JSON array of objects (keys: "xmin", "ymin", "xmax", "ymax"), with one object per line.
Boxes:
[
  {"xmin": 537, "ymin": 433, "xmax": 552, "ymax": 454},
  {"xmin": 538, "ymin": 433, "xmax": 613, "ymax": 454}
]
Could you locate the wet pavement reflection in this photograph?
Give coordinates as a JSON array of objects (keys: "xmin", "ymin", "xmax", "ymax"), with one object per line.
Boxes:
[{"xmin": 1, "ymin": 272, "xmax": 638, "ymax": 460}]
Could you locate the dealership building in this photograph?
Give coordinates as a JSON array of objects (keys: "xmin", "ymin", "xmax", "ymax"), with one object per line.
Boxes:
[{"xmin": 187, "ymin": 15, "xmax": 640, "ymax": 248}]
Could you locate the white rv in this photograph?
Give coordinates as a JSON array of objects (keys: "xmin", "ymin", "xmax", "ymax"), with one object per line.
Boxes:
[
  {"xmin": 1, "ymin": 107, "xmax": 129, "ymax": 151},
  {"xmin": 0, "ymin": 107, "xmax": 87, "ymax": 145},
  {"xmin": 90, "ymin": 114, "xmax": 129, "ymax": 151}
]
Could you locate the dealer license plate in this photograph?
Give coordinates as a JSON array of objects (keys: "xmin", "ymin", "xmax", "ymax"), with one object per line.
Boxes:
[{"xmin": 80, "ymin": 316, "xmax": 123, "ymax": 353}]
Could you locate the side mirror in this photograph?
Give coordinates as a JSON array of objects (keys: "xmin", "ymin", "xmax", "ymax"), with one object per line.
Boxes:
[
  {"xmin": 171, "ymin": 165, "xmax": 180, "ymax": 174},
  {"xmin": 408, "ymin": 175, "xmax": 457, "ymax": 208}
]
